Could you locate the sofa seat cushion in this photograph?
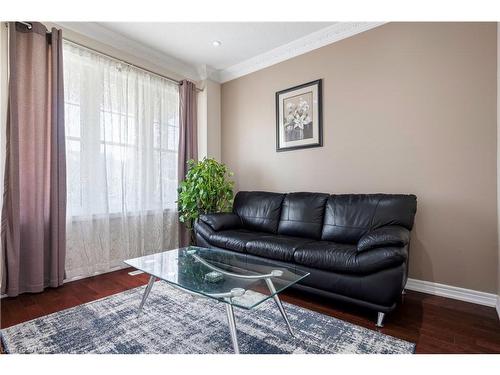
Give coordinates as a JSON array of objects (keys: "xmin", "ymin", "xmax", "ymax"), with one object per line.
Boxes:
[
  {"xmin": 294, "ymin": 241, "xmax": 407, "ymax": 274},
  {"xmin": 246, "ymin": 235, "xmax": 315, "ymax": 262},
  {"xmin": 209, "ymin": 229, "xmax": 271, "ymax": 253}
]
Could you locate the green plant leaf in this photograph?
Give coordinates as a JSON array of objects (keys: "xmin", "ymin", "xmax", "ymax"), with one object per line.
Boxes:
[{"xmin": 177, "ymin": 157, "xmax": 235, "ymax": 228}]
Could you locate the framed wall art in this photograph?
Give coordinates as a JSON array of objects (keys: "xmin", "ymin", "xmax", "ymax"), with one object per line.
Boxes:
[{"xmin": 275, "ymin": 79, "xmax": 322, "ymax": 152}]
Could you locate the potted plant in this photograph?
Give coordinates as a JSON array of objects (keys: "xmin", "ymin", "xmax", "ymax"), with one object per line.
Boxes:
[{"xmin": 177, "ymin": 158, "xmax": 234, "ymax": 244}]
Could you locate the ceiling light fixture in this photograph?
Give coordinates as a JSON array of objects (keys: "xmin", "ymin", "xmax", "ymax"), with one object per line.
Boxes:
[{"xmin": 212, "ymin": 40, "xmax": 222, "ymax": 47}]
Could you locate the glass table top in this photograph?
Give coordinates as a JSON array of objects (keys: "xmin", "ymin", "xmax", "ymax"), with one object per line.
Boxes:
[{"xmin": 125, "ymin": 246, "xmax": 309, "ymax": 310}]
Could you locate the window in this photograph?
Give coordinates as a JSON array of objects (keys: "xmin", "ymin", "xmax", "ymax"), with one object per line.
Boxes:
[{"xmin": 63, "ymin": 41, "xmax": 179, "ymax": 218}]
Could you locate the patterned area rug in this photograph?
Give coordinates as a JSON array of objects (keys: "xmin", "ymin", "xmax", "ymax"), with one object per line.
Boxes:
[{"xmin": 1, "ymin": 282, "xmax": 415, "ymax": 354}]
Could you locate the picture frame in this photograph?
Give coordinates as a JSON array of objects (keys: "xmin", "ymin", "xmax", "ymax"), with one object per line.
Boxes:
[{"xmin": 275, "ymin": 79, "xmax": 323, "ymax": 152}]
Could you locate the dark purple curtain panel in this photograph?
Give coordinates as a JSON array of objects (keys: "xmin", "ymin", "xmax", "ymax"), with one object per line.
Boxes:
[
  {"xmin": 1, "ymin": 22, "xmax": 66, "ymax": 296},
  {"xmin": 178, "ymin": 80, "xmax": 198, "ymax": 246}
]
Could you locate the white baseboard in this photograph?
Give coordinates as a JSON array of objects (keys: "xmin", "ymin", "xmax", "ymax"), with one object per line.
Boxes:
[{"xmin": 405, "ymin": 278, "xmax": 498, "ymax": 308}]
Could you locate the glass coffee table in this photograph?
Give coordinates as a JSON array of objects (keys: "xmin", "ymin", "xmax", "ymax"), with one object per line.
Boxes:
[{"xmin": 125, "ymin": 246, "xmax": 309, "ymax": 354}]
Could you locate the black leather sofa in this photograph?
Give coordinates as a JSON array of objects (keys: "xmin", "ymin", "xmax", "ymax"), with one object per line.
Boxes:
[{"xmin": 194, "ymin": 191, "xmax": 417, "ymax": 326}]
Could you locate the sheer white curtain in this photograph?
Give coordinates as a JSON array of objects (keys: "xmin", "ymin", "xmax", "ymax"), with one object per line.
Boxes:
[{"xmin": 63, "ymin": 41, "xmax": 179, "ymax": 280}]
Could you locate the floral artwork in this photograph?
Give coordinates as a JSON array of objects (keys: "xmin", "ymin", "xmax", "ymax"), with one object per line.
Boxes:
[
  {"xmin": 276, "ymin": 79, "xmax": 322, "ymax": 151},
  {"xmin": 283, "ymin": 93, "xmax": 313, "ymax": 142}
]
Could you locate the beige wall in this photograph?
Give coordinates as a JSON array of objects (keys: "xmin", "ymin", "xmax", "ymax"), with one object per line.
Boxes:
[
  {"xmin": 221, "ymin": 22, "xmax": 498, "ymax": 293},
  {"xmin": 197, "ymin": 79, "xmax": 221, "ymax": 161},
  {"xmin": 206, "ymin": 80, "xmax": 221, "ymax": 161},
  {"xmin": 197, "ymin": 82, "xmax": 208, "ymax": 158}
]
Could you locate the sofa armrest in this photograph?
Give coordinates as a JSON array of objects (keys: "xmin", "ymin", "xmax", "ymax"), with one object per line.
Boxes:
[
  {"xmin": 194, "ymin": 220, "xmax": 215, "ymax": 239},
  {"xmin": 199, "ymin": 213, "xmax": 242, "ymax": 231},
  {"xmin": 357, "ymin": 225, "xmax": 410, "ymax": 252}
]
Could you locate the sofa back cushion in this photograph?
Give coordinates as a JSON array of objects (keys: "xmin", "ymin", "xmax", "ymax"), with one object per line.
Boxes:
[
  {"xmin": 233, "ymin": 191, "xmax": 285, "ymax": 233},
  {"xmin": 371, "ymin": 194, "xmax": 417, "ymax": 230},
  {"xmin": 321, "ymin": 194, "xmax": 417, "ymax": 243},
  {"xmin": 277, "ymin": 192, "xmax": 329, "ymax": 239}
]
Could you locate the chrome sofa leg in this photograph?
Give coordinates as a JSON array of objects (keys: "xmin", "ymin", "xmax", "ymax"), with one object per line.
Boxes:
[{"xmin": 376, "ymin": 312, "xmax": 385, "ymax": 328}]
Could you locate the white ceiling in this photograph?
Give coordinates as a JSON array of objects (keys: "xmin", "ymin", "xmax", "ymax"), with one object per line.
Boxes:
[
  {"xmin": 97, "ymin": 22, "xmax": 334, "ymax": 71},
  {"xmin": 58, "ymin": 22, "xmax": 385, "ymax": 82}
]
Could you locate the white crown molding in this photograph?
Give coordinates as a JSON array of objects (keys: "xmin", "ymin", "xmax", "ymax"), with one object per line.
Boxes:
[
  {"xmin": 196, "ymin": 64, "xmax": 222, "ymax": 83},
  {"xmin": 405, "ymin": 278, "xmax": 498, "ymax": 307},
  {"xmin": 55, "ymin": 22, "xmax": 387, "ymax": 84},
  {"xmin": 56, "ymin": 22, "xmax": 200, "ymax": 81},
  {"xmin": 218, "ymin": 22, "xmax": 387, "ymax": 83}
]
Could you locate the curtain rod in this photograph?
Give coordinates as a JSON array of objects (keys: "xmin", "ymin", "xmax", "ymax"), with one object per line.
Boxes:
[
  {"xmin": 7, "ymin": 22, "xmax": 203, "ymax": 93},
  {"xmin": 63, "ymin": 39, "xmax": 203, "ymax": 92},
  {"xmin": 18, "ymin": 21, "xmax": 32, "ymax": 29}
]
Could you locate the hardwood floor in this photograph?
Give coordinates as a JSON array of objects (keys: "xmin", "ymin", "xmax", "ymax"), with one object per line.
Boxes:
[{"xmin": 1, "ymin": 268, "xmax": 499, "ymax": 354}]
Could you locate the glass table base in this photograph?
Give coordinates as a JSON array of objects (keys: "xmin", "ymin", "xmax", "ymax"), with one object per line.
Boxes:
[
  {"xmin": 136, "ymin": 275, "xmax": 296, "ymax": 354},
  {"xmin": 126, "ymin": 247, "xmax": 309, "ymax": 353}
]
